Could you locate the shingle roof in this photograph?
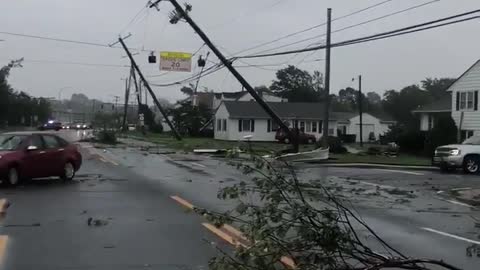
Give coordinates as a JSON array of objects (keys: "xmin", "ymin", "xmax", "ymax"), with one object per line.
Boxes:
[
  {"xmin": 369, "ymin": 111, "xmax": 396, "ymax": 122},
  {"xmin": 412, "ymin": 95, "xmax": 452, "ymax": 113},
  {"xmin": 223, "ymin": 101, "xmax": 355, "ymax": 121}
]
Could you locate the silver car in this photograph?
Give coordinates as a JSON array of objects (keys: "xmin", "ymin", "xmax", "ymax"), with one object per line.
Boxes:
[{"xmin": 433, "ymin": 136, "xmax": 480, "ymax": 173}]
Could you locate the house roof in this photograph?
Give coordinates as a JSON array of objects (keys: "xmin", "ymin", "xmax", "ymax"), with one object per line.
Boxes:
[
  {"xmin": 223, "ymin": 101, "xmax": 355, "ymax": 121},
  {"xmin": 215, "ymin": 90, "xmax": 280, "ymax": 101},
  {"xmin": 368, "ymin": 111, "xmax": 396, "ymax": 122},
  {"xmin": 446, "ymin": 59, "xmax": 480, "ymax": 92},
  {"xmin": 412, "ymin": 95, "xmax": 452, "ymax": 113}
]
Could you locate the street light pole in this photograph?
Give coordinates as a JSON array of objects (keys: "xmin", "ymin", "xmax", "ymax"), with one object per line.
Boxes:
[{"xmin": 358, "ymin": 75, "xmax": 363, "ymax": 147}]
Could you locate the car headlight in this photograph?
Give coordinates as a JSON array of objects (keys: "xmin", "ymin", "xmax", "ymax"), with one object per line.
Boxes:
[
  {"xmin": 450, "ymin": 149, "xmax": 461, "ymax": 156},
  {"xmin": 83, "ymin": 125, "xmax": 87, "ymax": 128},
  {"xmin": 0, "ymin": 156, "xmax": 2, "ymax": 160}
]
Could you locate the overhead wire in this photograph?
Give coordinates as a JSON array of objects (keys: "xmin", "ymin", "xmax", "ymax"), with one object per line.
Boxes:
[
  {"xmin": 235, "ymin": 9, "xmax": 480, "ymax": 59},
  {"xmin": 149, "ymin": 63, "xmax": 225, "ymax": 87},
  {"xmin": 243, "ymin": 0, "xmax": 439, "ymax": 57},
  {"xmin": 230, "ymin": 0, "xmax": 395, "ymax": 56}
]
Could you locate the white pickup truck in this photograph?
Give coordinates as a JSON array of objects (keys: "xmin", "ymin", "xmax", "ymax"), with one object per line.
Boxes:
[{"xmin": 433, "ymin": 136, "xmax": 480, "ymax": 173}]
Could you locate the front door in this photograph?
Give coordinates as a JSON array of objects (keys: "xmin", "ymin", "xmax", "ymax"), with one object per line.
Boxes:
[{"xmin": 21, "ymin": 135, "xmax": 47, "ymax": 178}]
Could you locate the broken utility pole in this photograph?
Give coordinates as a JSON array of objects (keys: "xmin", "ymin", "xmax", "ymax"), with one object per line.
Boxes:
[
  {"xmin": 322, "ymin": 8, "xmax": 332, "ymax": 148},
  {"xmin": 149, "ymin": 0, "xmax": 298, "ymax": 152},
  {"xmin": 118, "ymin": 37, "xmax": 182, "ymax": 141}
]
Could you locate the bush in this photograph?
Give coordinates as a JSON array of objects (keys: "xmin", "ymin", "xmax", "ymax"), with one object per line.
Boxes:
[
  {"xmin": 340, "ymin": 134, "xmax": 356, "ymax": 143},
  {"xmin": 149, "ymin": 123, "xmax": 163, "ymax": 133},
  {"xmin": 367, "ymin": 146, "xmax": 382, "ymax": 155},
  {"xmin": 424, "ymin": 115, "xmax": 457, "ymax": 156},
  {"xmin": 383, "ymin": 124, "xmax": 425, "ymax": 154},
  {"xmin": 96, "ymin": 130, "xmax": 117, "ymax": 144},
  {"xmin": 326, "ymin": 136, "xmax": 347, "ymax": 154}
]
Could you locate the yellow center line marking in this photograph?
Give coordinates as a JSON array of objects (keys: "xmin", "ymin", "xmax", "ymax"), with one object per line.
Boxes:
[
  {"xmin": 170, "ymin": 195, "xmax": 194, "ymax": 210},
  {"xmin": 0, "ymin": 199, "xmax": 9, "ymax": 214},
  {"xmin": 170, "ymin": 195, "xmax": 297, "ymax": 269},
  {"xmin": 202, "ymin": 223, "xmax": 240, "ymax": 247},
  {"xmin": 0, "ymin": 235, "xmax": 8, "ymax": 264}
]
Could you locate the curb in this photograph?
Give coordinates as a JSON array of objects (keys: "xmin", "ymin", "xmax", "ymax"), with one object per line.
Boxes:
[{"xmin": 306, "ymin": 163, "xmax": 438, "ymax": 171}]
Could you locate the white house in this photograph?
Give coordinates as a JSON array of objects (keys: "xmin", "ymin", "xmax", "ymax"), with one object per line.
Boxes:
[
  {"xmin": 413, "ymin": 59, "xmax": 480, "ymax": 140},
  {"xmin": 340, "ymin": 112, "xmax": 396, "ymax": 143},
  {"xmin": 214, "ymin": 101, "xmax": 395, "ymax": 142}
]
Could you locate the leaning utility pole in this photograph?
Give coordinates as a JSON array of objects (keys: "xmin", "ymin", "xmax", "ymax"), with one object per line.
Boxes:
[
  {"xmin": 118, "ymin": 37, "xmax": 182, "ymax": 140},
  {"xmin": 322, "ymin": 8, "xmax": 332, "ymax": 147},
  {"xmin": 149, "ymin": 0, "xmax": 297, "ymax": 151},
  {"xmin": 122, "ymin": 67, "xmax": 132, "ymax": 131},
  {"xmin": 358, "ymin": 75, "xmax": 363, "ymax": 147}
]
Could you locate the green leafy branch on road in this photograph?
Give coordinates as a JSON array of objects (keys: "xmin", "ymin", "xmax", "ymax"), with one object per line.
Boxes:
[{"xmin": 201, "ymin": 155, "xmax": 461, "ymax": 270}]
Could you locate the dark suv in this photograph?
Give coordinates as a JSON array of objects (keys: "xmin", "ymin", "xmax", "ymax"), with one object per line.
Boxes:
[
  {"xmin": 38, "ymin": 121, "xmax": 62, "ymax": 131},
  {"xmin": 275, "ymin": 128, "xmax": 317, "ymax": 144}
]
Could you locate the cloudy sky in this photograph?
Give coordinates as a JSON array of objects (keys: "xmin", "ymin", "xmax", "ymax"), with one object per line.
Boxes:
[{"xmin": 1, "ymin": 0, "xmax": 479, "ymax": 104}]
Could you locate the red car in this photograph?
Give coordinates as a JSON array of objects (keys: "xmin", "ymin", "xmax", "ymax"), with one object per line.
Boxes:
[
  {"xmin": 0, "ymin": 132, "xmax": 82, "ymax": 186},
  {"xmin": 275, "ymin": 128, "xmax": 317, "ymax": 144}
]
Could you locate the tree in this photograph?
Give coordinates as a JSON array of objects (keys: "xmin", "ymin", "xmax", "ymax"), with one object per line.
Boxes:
[
  {"xmin": 382, "ymin": 85, "xmax": 431, "ymax": 126},
  {"xmin": 366, "ymin": 92, "xmax": 381, "ymax": 105},
  {"xmin": 270, "ymin": 66, "xmax": 320, "ymax": 102},
  {"xmin": 203, "ymin": 155, "xmax": 459, "ymax": 270},
  {"xmin": 421, "ymin": 78, "xmax": 456, "ymax": 100},
  {"xmin": 170, "ymin": 102, "xmax": 211, "ymax": 136}
]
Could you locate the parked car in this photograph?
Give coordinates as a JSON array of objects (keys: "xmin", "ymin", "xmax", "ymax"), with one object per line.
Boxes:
[
  {"xmin": 38, "ymin": 120, "xmax": 62, "ymax": 131},
  {"xmin": 275, "ymin": 128, "xmax": 316, "ymax": 144},
  {"xmin": 0, "ymin": 132, "xmax": 82, "ymax": 185},
  {"xmin": 433, "ymin": 136, "xmax": 480, "ymax": 174}
]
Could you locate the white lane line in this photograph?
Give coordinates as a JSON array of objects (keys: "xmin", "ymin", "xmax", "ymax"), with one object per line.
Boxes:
[
  {"xmin": 451, "ymin": 187, "xmax": 472, "ymax": 191},
  {"xmin": 444, "ymin": 199, "xmax": 474, "ymax": 208},
  {"xmin": 357, "ymin": 180, "xmax": 396, "ymax": 190},
  {"xmin": 421, "ymin": 227, "xmax": 480, "ymax": 245},
  {"xmin": 375, "ymin": 169, "xmax": 424, "ymax": 176},
  {"xmin": 191, "ymin": 162, "xmax": 206, "ymax": 168}
]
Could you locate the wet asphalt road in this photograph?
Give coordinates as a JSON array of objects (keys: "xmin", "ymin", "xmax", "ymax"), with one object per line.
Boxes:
[{"xmin": 0, "ymin": 131, "xmax": 479, "ymax": 269}]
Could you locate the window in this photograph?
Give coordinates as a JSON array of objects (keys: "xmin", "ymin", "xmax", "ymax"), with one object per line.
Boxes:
[
  {"xmin": 306, "ymin": 121, "xmax": 312, "ymax": 132},
  {"xmin": 217, "ymin": 119, "xmax": 221, "ymax": 131},
  {"xmin": 428, "ymin": 115, "xmax": 434, "ymax": 130},
  {"xmin": 318, "ymin": 121, "xmax": 323, "ymax": 133},
  {"xmin": 459, "ymin": 91, "xmax": 475, "ymax": 110},
  {"xmin": 56, "ymin": 137, "xmax": 69, "ymax": 147},
  {"xmin": 467, "ymin": 92, "xmax": 474, "ymax": 109},
  {"xmin": 267, "ymin": 119, "xmax": 280, "ymax": 133},
  {"xmin": 0, "ymin": 135, "xmax": 27, "ymax": 151},
  {"xmin": 29, "ymin": 135, "xmax": 44, "ymax": 149},
  {"xmin": 299, "ymin": 121, "xmax": 305, "ymax": 132},
  {"xmin": 222, "ymin": 119, "xmax": 227, "ymax": 131},
  {"xmin": 43, "ymin": 135, "xmax": 60, "ymax": 149},
  {"xmin": 239, "ymin": 119, "xmax": 254, "ymax": 132},
  {"xmin": 312, "ymin": 122, "xmax": 317, "ymax": 133},
  {"xmin": 328, "ymin": 128, "xmax": 334, "ymax": 135}
]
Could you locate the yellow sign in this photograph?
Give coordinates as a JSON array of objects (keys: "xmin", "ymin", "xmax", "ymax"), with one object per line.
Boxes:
[
  {"xmin": 160, "ymin": 51, "xmax": 192, "ymax": 72},
  {"xmin": 160, "ymin": 51, "xmax": 192, "ymax": 60}
]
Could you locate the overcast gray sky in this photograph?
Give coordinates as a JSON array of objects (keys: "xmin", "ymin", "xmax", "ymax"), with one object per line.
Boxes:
[{"xmin": 1, "ymin": 0, "xmax": 479, "ymax": 104}]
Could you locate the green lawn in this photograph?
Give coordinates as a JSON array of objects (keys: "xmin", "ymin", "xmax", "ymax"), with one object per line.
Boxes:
[
  {"xmin": 330, "ymin": 153, "xmax": 431, "ymax": 166},
  {"xmin": 121, "ymin": 132, "xmax": 315, "ymax": 154},
  {"xmin": 121, "ymin": 132, "xmax": 430, "ymax": 166}
]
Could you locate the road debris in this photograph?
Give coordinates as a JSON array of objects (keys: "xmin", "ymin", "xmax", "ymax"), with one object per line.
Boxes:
[{"xmin": 87, "ymin": 217, "xmax": 109, "ymax": 227}]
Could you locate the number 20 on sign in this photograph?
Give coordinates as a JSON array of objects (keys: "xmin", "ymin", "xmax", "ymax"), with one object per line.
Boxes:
[{"xmin": 159, "ymin": 51, "xmax": 192, "ymax": 72}]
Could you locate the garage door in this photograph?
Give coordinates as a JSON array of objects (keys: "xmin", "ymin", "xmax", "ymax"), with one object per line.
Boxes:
[{"xmin": 355, "ymin": 124, "xmax": 375, "ymax": 142}]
